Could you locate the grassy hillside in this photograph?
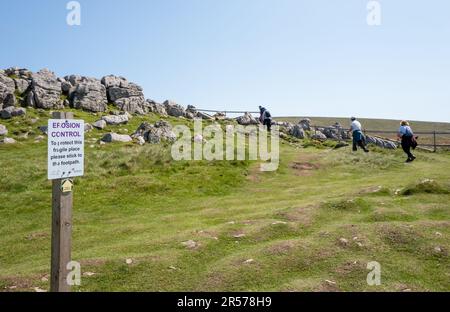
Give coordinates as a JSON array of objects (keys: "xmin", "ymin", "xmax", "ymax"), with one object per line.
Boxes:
[{"xmin": 0, "ymin": 110, "xmax": 449, "ymax": 291}]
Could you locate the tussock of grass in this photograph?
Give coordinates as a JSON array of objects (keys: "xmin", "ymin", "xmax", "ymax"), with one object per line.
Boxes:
[
  {"xmin": 400, "ymin": 179, "xmax": 450, "ymax": 196},
  {"xmin": 323, "ymin": 198, "xmax": 371, "ymax": 212}
]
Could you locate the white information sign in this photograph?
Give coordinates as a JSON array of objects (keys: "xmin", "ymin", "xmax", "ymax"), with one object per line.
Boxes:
[{"xmin": 47, "ymin": 119, "xmax": 84, "ymax": 180}]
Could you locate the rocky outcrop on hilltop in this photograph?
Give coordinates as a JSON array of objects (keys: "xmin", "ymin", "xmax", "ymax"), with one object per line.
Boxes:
[
  {"xmin": 0, "ymin": 66, "xmax": 400, "ymax": 150},
  {"xmin": 0, "ymin": 70, "xmax": 17, "ymax": 109},
  {"xmin": 102, "ymin": 75, "xmax": 147, "ymax": 114},
  {"xmin": 0, "ymin": 67, "xmax": 197, "ymax": 118},
  {"xmin": 63, "ymin": 75, "xmax": 108, "ymax": 112}
]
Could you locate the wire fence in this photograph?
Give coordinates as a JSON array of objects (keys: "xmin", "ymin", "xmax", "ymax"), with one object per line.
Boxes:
[{"xmin": 311, "ymin": 125, "xmax": 450, "ymax": 152}]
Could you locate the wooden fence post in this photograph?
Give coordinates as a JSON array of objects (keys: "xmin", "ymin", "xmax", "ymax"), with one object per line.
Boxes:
[
  {"xmin": 433, "ymin": 131, "xmax": 437, "ymax": 152},
  {"xmin": 50, "ymin": 111, "xmax": 74, "ymax": 292}
]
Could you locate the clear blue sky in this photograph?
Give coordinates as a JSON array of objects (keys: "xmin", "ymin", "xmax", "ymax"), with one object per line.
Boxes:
[{"xmin": 1, "ymin": 0, "xmax": 449, "ymax": 122}]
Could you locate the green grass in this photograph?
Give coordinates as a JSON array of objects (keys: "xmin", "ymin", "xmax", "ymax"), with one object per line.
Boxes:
[{"xmin": 0, "ymin": 110, "xmax": 449, "ymax": 292}]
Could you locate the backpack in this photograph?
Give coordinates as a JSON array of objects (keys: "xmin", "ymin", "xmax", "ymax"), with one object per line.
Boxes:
[
  {"xmin": 411, "ymin": 136, "xmax": 418, "ymax": 150},
  {"xmin": 264, "ymin": 110, "xmax": 271, "ymax": 119}
]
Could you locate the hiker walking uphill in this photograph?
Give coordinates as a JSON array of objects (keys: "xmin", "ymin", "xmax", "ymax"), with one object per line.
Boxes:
[
  {"xmin": 398, "ymin": 120, "xmax": 417, "ymax": 162},
  {"xmin": 349, "ymin": 117, "xmax": 369, "ymax": 153},
  {"xmin": 259, "ymin": 106, "xmax": 272, "ymax": 132}
]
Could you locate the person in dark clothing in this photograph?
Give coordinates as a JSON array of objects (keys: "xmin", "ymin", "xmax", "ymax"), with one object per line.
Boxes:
[
  {"xmin": 349, "ymin": 117, "xmax": 369, "ymax": 152},
  {"xmin": 259, "ymin": 106, "xmax": 272, "ymax": 132},
  {"xmin": 398, "ymin": 120, "xmax": 416, "ymax": 162}
]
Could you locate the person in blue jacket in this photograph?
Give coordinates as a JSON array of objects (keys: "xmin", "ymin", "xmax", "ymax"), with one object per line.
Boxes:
[
  {"xmin": 398, "ymin": 120, "xmax": 416, "ymax": 162},
  {"xmin": 349, "ymin": 117, "xmax": 369, "ymax": 152}
]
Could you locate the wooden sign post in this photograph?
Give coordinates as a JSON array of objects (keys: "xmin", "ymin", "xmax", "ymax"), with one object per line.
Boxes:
[{"xmin": 48, "ymin": 112, "xmax": 84, "ymax": 292}]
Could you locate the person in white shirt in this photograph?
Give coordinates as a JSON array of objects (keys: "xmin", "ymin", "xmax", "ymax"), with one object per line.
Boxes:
[
  {"xmin": 398, "ymin": 120, "xmax": 416, "ymax": 162},
  {"xmin": 349, "ymin": 117, "xmax": 369, "ymax": 152}
]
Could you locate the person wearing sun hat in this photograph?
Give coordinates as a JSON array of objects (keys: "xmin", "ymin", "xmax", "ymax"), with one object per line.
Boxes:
[{"xmin": 398, "ymin": 120, "xmax": 416, "ymax": 162}]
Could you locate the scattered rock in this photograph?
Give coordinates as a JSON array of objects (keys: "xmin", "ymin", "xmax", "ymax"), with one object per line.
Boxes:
[
  {"xmin": 136, "ymin": 136, "xmax": 145, "ymax": 146},
  {"xmin": 133, "ymin": 120, "xmax": 176, "ymax": 144},
  {"xmin": 435, "ymin": 232, "xmax": 442, "ymax": 237},
  {"xmin": 233, "ymin": 233, "xmax": 246, "ymax": 238},
  {"xmin": 185, "ymin": 105, "xmax": 198, "ymax": 119},
  {"xmin": 101, "ymin": 133, "xmax": 132, "ymax": 143},
  {"xmin": 181, "ymin": 240, "xmax": 198, "ymax": 249},
  {"xmin": 84, "ymin": 123, "xmax": 93, "ymax": 132},
  {"xmin": 366, "ymin": 135, "xmax": 397, "ymax": 149},
  {"xmin": 0, "ymin": 137, "xmax": 16, "ymax": 144},
  {"xmin": 289, "ymin": 125, "xmax": 305, "ymax": 139},
  {"xmin": 272, "ymin": 221, "xmax": 287, "ymax": 225},
  {"xmin": 311, "ymin": 131, "xmax": 327, "ymax": 140},
  {"xmin": 339, "ymin": 238, "xmax": 349, "ymax": 246},
  {"xmin": 243, "ymin": 259, "xmax": 254, "ymax": 264},
  {"xmin": 34, "ymin": 287, "xmax": 47, "ymax": 292},
  {"xmin": 298, "ymin": 118, "xmax": 312, "ymax": 131},
  {"xmin": 236, "ymin": 112, "xmax": 259, "ymax": 125},
  {"xmin": 92, "ymin": 119, "xmax": 107, "ymax": 129},
  {"xmin": 434, "ymin": 246, "xmax": 442, "ymax": 253},
  {"xmin": 146, "ymin": 99, "xmax": 167, "ymax": 116},
  {"xmin": 0, "ymin": 124, "xmax": 7, "ymax": 136},
  {"xmin": 38, "ymin": 125, "xmax": 48, "ymax": 135},
  {"xmin": 1, "ymin": 106, "xmax": 26, "ymax": 119},
  {"xmin": 83, "ymin": 272, "xmax": 96, "ymax": 277},
  {"xmin": 193, "ymin": 134, "xmax": 204, "ymax": 143},
  {"xmin": 213, "ymin": 112, "xmax": 226, "ymax": 120},
  {"xmin": 102, "ymin": 114, "xmax": 129, "ymax": 125},
  {"xmin": 34, "ymin": 135, "xmax": 45, "ymax": 142},
  {"xmin": 125, "ymin": 258, "xmax": 133, "ymax": 265},
  {"xmin": 163, "ymin": 100, "xmax": 186, "ymax": 117}
]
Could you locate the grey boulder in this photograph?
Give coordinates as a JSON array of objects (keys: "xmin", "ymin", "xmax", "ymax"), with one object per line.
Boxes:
[
  {"xmin": 84, "ymin": 123, "xmax": 94, "ymax": 132},
  {"xmin": 63, "ymin": 75, "xmax": 108, "ymax": 112},
  {"xmin": 299, "ymin": 118, "xmax": 312, "ymax": 131},
  {"xmin": 163, "ymin": 100, "xmax": 185, "ymax": 117},
  {"xmin": 133, "ymin": 120, "xmax": 176, "ymax": 144},
  {"xmin": 236, "ymin": 112, "xmax": 259, "ymax": 125},
  {"xmin": 101, "ymin": 75, "xmax": 146, "ymax": 114},
  {"xmin": 0, "ymin": 72, "xmax": 16, "ymax": 109},
  {"xmin": 101, "ymin": 133, "xmax": 132, "ymax": 143},
  {"xmin": 0, "ymin": 124, "xmax": 7, "ymax": 136},
  {"xmin": 146, "ymin": 99, "xmax": 167, "ymax": 116},
  {"xmin": 185, "ymin": 105, "xmax": 198, "ymax": 119},
  {"xmin": 0, "ymin": 137, "xmax": 16, "ymax": 144},
  {"xmin": 28, "ymin": 69, "xmax": 62, "ymax": 109},
  {"xmin": 366, "ymin": 136, "xmax": 397, "ymax": 149},
  {"xmin": 0, "ymin": 106, "xmax": 26, "ymax": 119},
  {"xmin": 289, "ymin": 125, "xmax": 305, "ymax": 139},
  {"xmin": 92, "ymin": 119, "xmax": 107, "ymax": 129},
  {"xmin": 311, "ymin": 131, "xmax": 327, "ymax": 140},
  {"xmin": 102, "ymin": 114, "xmax": 129, "ymax": 125}
]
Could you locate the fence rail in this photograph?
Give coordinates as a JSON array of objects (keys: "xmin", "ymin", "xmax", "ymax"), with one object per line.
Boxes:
[
  {"xmin": 196, "ymin": 109, "xmax": 260, "ymax": 115},
  {"xmin": 311, "ymin": 125, "xmax": 450, "ymax": 152}
]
